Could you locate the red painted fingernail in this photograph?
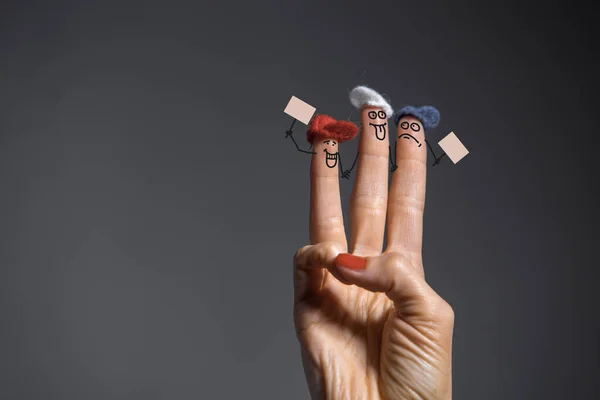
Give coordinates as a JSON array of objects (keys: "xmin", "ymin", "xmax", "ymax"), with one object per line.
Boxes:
[{"xmin": 335, "ymin": 253, "xmax": 367, "ymax": 270}]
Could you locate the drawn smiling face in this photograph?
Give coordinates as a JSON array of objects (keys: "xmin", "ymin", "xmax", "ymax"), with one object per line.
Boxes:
[
  {"xmin": 321, "ymin": 139, "xmax": 338, "ymax": 168},
  {"xmin": 367, "ymin": 109, "xmax": 388, "ymax": 141},
  {"xmin": 398, "ymin": 116, "xmax": 423, "ymax": 148}
]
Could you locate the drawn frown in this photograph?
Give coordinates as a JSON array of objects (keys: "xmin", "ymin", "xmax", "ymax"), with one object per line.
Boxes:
[{"xmin": 398, "ymin": 119, "xmax": 423, "ymax": 148}]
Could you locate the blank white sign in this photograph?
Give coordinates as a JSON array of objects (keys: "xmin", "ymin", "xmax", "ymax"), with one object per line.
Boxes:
[
  {"xmin": 283, "ymin": 96, "xmax": 316, "ymax": 125},
  {"xmin": 438, "ymin": 132, "xmax": 469, "ymax": 164}
]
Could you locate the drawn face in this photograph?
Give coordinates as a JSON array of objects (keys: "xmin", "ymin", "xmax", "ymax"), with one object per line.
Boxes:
[
  {"xmin": 397, "ymin": 116, "xmax": 423, "ymax": 148},
  {"xmin": 318, "ymin": 139, "xmax": 339, "ymax": 168},
  {"xmin": 365, "ymin": 108, "xmax": 388, "ymax": 141}
]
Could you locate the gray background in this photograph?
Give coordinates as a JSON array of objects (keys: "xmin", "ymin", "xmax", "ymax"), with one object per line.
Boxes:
[{"xmin": 1, "ymin": 0, "xmax": 598, "ymax": 399}]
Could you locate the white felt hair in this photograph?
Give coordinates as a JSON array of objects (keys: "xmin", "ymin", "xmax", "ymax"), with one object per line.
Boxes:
[{"xmin": 349, "ymin": 86, "xmax": 393, "ymax": 118}]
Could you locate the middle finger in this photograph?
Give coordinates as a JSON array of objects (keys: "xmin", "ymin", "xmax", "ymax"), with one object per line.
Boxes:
[{"xmin": 348, "ymin": 86, "xmax": 393, "ymax": 255}]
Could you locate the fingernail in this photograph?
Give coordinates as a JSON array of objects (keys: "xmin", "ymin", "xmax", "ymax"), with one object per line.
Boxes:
[{"xmin": 335, "ymin": 253, "xmax": 367, "ymax": 270}]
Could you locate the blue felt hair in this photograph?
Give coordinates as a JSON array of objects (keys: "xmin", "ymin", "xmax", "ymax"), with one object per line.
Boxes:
[{"xmin": 393, "ymin": 105, "xmax": 440, "ymax": 130}]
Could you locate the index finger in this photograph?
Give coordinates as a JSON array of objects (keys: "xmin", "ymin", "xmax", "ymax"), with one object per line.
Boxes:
[{"xmin": 308, "ymin": 115, "xmax": 357, "ymax": 247}]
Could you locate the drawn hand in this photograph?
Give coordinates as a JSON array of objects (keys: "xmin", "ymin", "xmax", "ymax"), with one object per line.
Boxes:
[{"xmin": 293, "ymin": 111, "xmax": 454, "ymax": 400}]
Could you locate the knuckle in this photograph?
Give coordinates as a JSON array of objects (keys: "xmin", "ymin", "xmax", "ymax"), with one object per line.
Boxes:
[
  {"xmin": 314, "ymin": 244, "xmax": 328, "ymax": 261},
  {"xmin": 317, "ymin": 241, "xmax": 342, "ymax": 261},
  {"xmin": 390, "ymin": 194, "xmax": 425, "ymax": 213},
  {"xmin": 386, "ymin": 252, "xmax": 409, "ymax": 271},
  {"xmin": 293, "ymin": 245, "xmax": 311, "ymax": 263},
  {"xmin": 351, "ymin": 193, "xmax": 388, "ymax": 211}
]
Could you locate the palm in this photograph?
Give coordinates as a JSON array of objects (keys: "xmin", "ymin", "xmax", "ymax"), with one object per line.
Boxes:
[
  {"xmin": 295, "ymin": 263, "xmax": 443, "ymax": 399},
  {"xmin": 295, "ymin": 276, "xmax": 392, "ymax": 392}
]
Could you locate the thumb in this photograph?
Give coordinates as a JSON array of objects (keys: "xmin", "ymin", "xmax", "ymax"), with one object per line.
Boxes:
[{"xmin": 334, "ymin": 252, "xmax": 452, "ymax": 321}]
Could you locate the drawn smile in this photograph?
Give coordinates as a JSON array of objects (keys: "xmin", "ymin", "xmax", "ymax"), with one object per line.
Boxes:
[
  {"xmin": 324, "ymin": 149, "xmax": 338, "ymax": 168},
  {"xmin": 369, "ymin": 123, "xmax": 387, "ymax": 140},
  {"xmin": 398, "ymin": 133, "xmax": 422, "ymax": 147}
]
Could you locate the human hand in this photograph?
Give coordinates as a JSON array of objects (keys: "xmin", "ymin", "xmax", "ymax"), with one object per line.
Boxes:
[{"xmin": 293, "ymin": 105, "xmax": 454, "ymax": 400}]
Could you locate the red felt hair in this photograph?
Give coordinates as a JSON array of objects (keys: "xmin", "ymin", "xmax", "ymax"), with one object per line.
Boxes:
[{"xmin": 306, "ymin": 114, "xmax": 358, "ymax": 144}]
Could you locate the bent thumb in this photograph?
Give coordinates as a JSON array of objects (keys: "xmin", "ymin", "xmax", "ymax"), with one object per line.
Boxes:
[{"xmin": 334, "ymin": 252, "xmax": 450, "ymax": 321}]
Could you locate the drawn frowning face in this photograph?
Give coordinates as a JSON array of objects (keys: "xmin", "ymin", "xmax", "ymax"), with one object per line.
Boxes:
[{"xmin": 397, "ymin": 116, "xmax": 423, "ymax": 148}]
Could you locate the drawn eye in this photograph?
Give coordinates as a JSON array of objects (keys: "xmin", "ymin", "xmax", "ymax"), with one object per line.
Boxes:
[
  {"xmin": 400, "ymin": 121, "xmax": 409, "ymax": 129},
  {"xmin": 410, "ymin": 123, "xmax": 421, "ymax": 132},
  {"xmin": 332, "ymin": 142, "xmax": 337, "ymax": 146},
  {"xmin": 378, "ymin": 111, "xmax": 386, "ymax": 119},
  {"xmin": 368, "ymin": 111, "xmax": 377, "ymax": 119},
  {"xmin": 324, "ymin": 140, "xmax": 330, "ymax": 144}
]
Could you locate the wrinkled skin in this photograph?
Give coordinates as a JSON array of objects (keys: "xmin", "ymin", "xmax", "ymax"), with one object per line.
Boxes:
[{"xmin": 293, "ymin": 107, "xmax": 454, "ymax": 400}]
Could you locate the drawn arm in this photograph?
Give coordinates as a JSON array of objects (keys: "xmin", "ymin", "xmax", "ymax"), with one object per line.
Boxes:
[
  {"xmin": 342, "ymin": 151, "xmax": 359, "ymax": 179},
  {"xmin": 289, "ymin": 134, "xmax": 316, "ymax": 154},
  {"xmin": 286, "ymin": 119, "xmax": 316, "ymax": 155},
  {"xmin": 338, "ymin": 153, "xmax": 348, "ymax": 179},
  {"xmin": 425, "ymin": 139, "xmax": 446, "ymax": 167},
  {"xmin": 389, "ymin": 144, "xmax": 398, "ymax": 172}
]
